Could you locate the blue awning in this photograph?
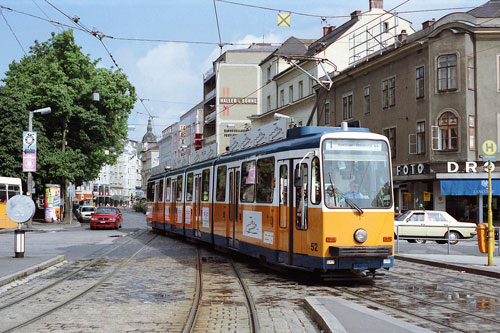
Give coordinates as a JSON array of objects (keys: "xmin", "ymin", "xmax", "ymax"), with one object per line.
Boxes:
[{"xmin": 440, "ymin": 179, "xmax": 500, "ymax": 196}]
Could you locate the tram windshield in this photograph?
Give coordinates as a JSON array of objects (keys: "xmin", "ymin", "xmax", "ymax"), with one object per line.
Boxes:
[{"xmin": 322, "ymin": 139, "xmax": 392, "ymax": 209}]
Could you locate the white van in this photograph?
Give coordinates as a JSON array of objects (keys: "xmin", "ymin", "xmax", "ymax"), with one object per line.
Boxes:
[{"xmin": 78, "ymin": 206, "xmax": 95, "ymax": 222}]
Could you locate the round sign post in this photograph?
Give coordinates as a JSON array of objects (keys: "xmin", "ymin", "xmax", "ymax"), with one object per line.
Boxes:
[{"xmin": 6, "ymin": 195, "xmax": 36, "ymax": 258}]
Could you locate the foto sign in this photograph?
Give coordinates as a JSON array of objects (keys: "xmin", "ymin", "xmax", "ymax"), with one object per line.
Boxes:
[{"xmin": 481, "ymin": 139, "xmax": 497, "ymax": 162}]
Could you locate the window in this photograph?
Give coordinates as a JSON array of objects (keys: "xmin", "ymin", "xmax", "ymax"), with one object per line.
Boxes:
[
  {"xmin": 467, "ymin": 57, "xmax": 474, "ymax": 90},
  {"xmin": 279, "ymin": 164, "xmax": 288, "ymax": 228},
  {"xmin": 469, "ymin": 115, "xmax": 475, "ymax": 150},
  {"xmin": 158, "ymin": 179, "xmax": 164, "ymax": 202},
  {"xmin": 202, "ymin": 169, "xmax": 210, "ymax": 201},
  {"xmin": 267, "ymin": 66, "xmax": 271, "ymax": 81},
  {"xmin": 342, "ymin": 93, "xmax": 353, "ymax": 120},
  {"xmin": 296, "ymin": 163, "xmax": 308, "ymax": 230},
  {"xmin": 363, "ymin": 86, "xmax": 370, "ymax": 114},
  {"xmin": 279, "ymin": 89, "xmax": 284, "ymax": 107},
  {"xmin": 176, "ymin": 175, "xmax": 183, "ymax": 201},
  {"xmin": 311, "ymin": 157, "xmax": 321, "ymax": 205},
  {"xmin": 165, "ymin": 178, "xmax": 171, "ymax": 202},
  {"xmin": 382, "ymin": 77, "xmax": 395, "ymax": 108},
  {"xmin": 256, "ymin": 157, "xmax": 274, "ymax": 203},
  {"xmin": 186, "ymin": 172, "xmax": 193, "ymax": 201},
  {"xmin": 0, "ymin": 184, "xmax": 20, "ymax": 202},
  {"xmin": 267, "ymin": 95, "xmax": 271, "ymax": 112},
  {"xmin": 298, "ymin": 80, "xmax": 304, "ymax": 99},
  {"xmin": 216, "ymin": 166, "xmax": 227, "ymax": 201},
  {"xmin": 241, "ymin": 161, "xmax": 256, "ymax": 202},
  {"xmin": 383, "ymin": 22, "xmax": 389, "ymax": 33},
  {"xmin": 416, "ymin": 67, "xmax": 424, "ymax": 99},
  {"xmin": 289, "ymin": 85, "xmax": 294, "ymax": 103},
  {"xmin": 437, "ymin": 54, "xmax": 457, "ymax": 92},
  {"xmin": 324, "ymin": 100, "xmax": 330, "ymax": 125},
  {"xmin": 309, "ymin": 78, "xmax": 314, "ymax": 95},
  {"xmin": 383, "ymin": 127, "xmax": 397, "ymax": 158},
  {"xmin": 436, "ymin": 112, "xmax": 458, "ymax": 151},
  {"xmin": 417, "ymin": 121, "xmax": 425, "ymax": 154},
  {"xmin": 147, "ymin": 182, "xmax": 154, "ymax": 202},
  {"xmin": 497, "ymin": 55, "xmax": 500, "ymax": 92}
]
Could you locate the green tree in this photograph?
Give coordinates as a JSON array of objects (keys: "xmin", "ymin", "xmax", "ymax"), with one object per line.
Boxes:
[{"xmin": 0, "ymin": 30, "xmax": 136, "ymax": 218}]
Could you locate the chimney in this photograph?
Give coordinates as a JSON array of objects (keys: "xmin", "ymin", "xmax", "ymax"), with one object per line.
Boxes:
[
  {"xmin": 322, "ymin": 26, "xmax": 336, "ymax": 36},
  {"xmin": 369, "ymin": 0, "xmax": 383, "ymax": 10},
  {"xmin": 350, "ymin": 10, "xmax": 361, "ymax": 19},
  {"xmin": 397, "ymin": 29, "xmax": 408, "ymax": 42},
  {"xmin": 422, "ymin": 19, "xmax": 436, "ymax": 30}
]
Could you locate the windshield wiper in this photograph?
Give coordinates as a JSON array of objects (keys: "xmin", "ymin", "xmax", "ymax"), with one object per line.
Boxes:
[{"xmin": 344, "ymin": 197, "xmax": 364, "ymax": 215}]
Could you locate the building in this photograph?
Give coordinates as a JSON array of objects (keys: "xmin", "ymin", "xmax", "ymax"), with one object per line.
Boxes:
[
  {"xmin": 318, "ymin": 1, "xmax": 500, "ymax": 223},
  {"xmin": 140, "ymin": 119, "xmax": 159, "ymax": 192},
  {"xmin": 251, "ymin": 0, "xmax": 414, "ymax": 128},
  {"xmin": 109, "ymin": 140, "xmax": 142, "ymax": 206}
]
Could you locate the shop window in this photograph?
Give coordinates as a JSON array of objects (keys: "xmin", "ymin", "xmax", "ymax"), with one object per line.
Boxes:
[
  {"xmin": 311, "ymin": 157, "xmax": 321, "ymax": 205},
  {"xmin": 416, "ymin": 66, "xmax": 424, "ymax": 99},
  {"xmin": 186, "ymin": 172, "xmax": 193, "ymax": 201},
  {"xmin": 437, "ymin": 54, "xmax": 457, "ymax": 92},
  {"xmin": 216, "ymin": 166, "xmax": 227, "ymax": 202},
  {"xmin": 432, "ymin": 112, "xmax": 458, "ymax": 151},
  {"xmin": 256, "ymin": 157, "xmax": 274, "ymax": 203},
  {"xmin": 241, "ymin": 160, "xmax": 256, "ymax": 202},
  {"xmin": 202, "ymin": 169, "xmax": 210, "ymax": 201}
]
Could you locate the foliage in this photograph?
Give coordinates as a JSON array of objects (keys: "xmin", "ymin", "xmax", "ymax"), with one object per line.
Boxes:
[
  {"xmin": 134, "ymin": 201, "xmax": 146, "ymax": 213},
  {"xmin": 0, "ymin": 30, "xmax": 136, "ymax": 192}
]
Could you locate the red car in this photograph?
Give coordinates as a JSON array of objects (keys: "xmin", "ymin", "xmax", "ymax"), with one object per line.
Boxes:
[{"xmin": 90, "ymin": 206, "xmax": 123, "ymax": 230}]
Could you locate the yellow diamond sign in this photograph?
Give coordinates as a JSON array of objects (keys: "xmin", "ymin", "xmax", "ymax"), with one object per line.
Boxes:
[{"xmin": 278, "ymin": 12, "xmax": 291, "ymax": 27}]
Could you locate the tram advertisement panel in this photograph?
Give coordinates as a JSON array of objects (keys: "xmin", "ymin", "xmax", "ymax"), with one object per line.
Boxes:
[{"xmin": 45, "ymin": 184, "xmax": 61, "ymax": 222}]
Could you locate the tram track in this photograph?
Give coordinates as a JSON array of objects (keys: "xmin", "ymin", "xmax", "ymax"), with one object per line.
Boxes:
[
  {"xmin": 182, "ymin": 250, "xmax": 260, "ymax": 333},
  {"xmin": 0, "ymin": 228, "xmax": 149, "ymax": 312},
  {"xmin": 0, "ymin": 232, "xmax": 158, "ymax": 333}
]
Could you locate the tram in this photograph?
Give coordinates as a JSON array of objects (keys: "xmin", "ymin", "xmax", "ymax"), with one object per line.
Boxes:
[
  {"xmin": 147, "ymin": 122, "xmax": 394, "ymax": 275},
  {"xmin": 0, "ymin": 177, "xmax": 23, "ymax": 229}
]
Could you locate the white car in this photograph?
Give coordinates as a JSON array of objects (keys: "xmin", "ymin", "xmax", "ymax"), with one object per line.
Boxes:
[
  {"xmin": 394, "ymin": 210, "xmax": 477, "ymax": 244},
  {"xmin": 77, "ymin": 206, "xmax": 95, "ymax": 222}
]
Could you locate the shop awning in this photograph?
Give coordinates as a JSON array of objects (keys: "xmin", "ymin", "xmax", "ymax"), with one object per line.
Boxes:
[{"xmin": 440, "ymin": 179, "xmax": 500, "ymax": 196}]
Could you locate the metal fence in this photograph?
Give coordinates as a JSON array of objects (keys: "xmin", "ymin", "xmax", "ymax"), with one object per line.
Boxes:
[{"xmin": 395, "ymin": 224, "xmax": 500, "ymax": 256}]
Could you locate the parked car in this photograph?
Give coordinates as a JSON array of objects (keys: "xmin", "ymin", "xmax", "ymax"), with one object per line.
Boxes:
[
  {"xmin": 77, "ymin": 205, "xmax": 95, "ymax": 222},
  {"xmin": 394, "ymin": 210, "xmax": 477, "ymax": 244},
  {"xmin": 90, "ymin": 206, "xmax": 123, "ymax": 230}
]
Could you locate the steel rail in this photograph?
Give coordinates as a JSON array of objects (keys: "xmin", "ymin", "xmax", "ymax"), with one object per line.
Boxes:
[
  {"xmin": 0, "ymin": 228, "xmax": 149, "ymax": 311},
  {"xmin": 2, "ymin": 233, "xmax": 158, "ymax": 333},
  {"xmin": 230, "ymin": 259, "xmax": 260, "ymax": 333},
  {"xmin": 182, "ymin": 247, "xmax": 202, "ymax": 333}
]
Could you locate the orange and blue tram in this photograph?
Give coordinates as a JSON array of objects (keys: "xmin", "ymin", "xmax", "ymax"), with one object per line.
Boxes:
[{"xmin": 147, "ymin": 125, "xmax": 394, "ymax": 275}]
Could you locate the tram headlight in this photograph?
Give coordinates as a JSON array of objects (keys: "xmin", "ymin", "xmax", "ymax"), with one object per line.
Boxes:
[{"xmin": 354, "ymin": 228, "xmax": 368, "ymax": 243}]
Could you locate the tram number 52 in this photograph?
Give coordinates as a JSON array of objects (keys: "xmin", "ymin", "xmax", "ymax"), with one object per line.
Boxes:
[{"xmin": 310, "ymin": 243, "xmax": 318, "ymax": 252}]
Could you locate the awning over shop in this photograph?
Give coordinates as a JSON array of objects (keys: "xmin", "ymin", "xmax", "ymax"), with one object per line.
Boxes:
[
  {"xmin": 111, "ymin": 195, "xmax": 127, "ymax": 201},
  {"xmin": 440, "ymin": 179, "xmax": 500, "ymax": 196}
]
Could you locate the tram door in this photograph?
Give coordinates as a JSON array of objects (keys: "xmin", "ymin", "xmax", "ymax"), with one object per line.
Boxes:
[
  {"xmin": 193, "ymin": 175, "xmax": 202, "ymax": 238},
  {"xmin": 293, "ymin": 160, "xmax": 309, "ymax": 256},
  {"xmin": 228, "ymin": 168, "xmax": 240, "ymax": 249},
  {"xmin": 278, "ymin": 160, "xmax": 293, "ymax": 265}
]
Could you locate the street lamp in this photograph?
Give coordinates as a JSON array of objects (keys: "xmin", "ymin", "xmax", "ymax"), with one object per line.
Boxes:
[{"xmin": 26, "ymin": 107, "xmax": 51, "ymax": 229}]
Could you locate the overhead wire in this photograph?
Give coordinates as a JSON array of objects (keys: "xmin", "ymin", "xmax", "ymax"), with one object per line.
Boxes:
[
  {"xmin": 0, "ymin": 7, "xmax": 27, "ymax": 56},
  {"xmin": 32, "ymin": 0, "xmax": 62, "ymax": 32},
  {"xmin": 213, "ymin": 0, "xmax": 224, "ymax": 54}
]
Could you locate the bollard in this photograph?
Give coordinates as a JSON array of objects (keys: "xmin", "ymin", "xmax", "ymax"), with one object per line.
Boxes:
[{"xmin": 14, "ymin": 229, "xmax": 25, "ymax": 258}]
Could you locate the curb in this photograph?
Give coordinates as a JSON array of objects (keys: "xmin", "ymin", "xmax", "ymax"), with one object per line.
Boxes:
[
  {"xmin": 395, "ymin": 255, "xmax": 500, "ymax": 279},
  {"xmin": 304, "ymin": 297, "xmax": 347, "ymax": 333},
  {"xmin": 0, "ymin": 255, "xmax": 65, "ymax": 287}
]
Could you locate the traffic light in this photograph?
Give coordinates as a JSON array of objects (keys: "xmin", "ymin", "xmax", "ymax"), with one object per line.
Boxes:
[{"xmin": 194, "ymin": 133, "xmax": 202, "ymax": 151}]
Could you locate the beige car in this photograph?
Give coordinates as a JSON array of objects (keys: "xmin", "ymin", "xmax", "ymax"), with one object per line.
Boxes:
[{"xmin": 394, "ymin": 210, "xmax": 477, "ymax": 244}]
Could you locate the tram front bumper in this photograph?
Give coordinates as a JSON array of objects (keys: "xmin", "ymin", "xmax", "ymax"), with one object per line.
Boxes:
[{"xmin": 329, "ymin": 246, "xmax": 393, "ymax": 257}]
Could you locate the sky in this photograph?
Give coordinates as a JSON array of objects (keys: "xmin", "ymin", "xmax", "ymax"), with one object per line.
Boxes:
[{"xmin": 0, "ymin": 0, "xmax": 488, "ymax": 142}]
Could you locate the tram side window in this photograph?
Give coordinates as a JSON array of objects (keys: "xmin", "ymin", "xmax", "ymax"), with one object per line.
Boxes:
[
  {"xmin": 186, "ymin": 172, "xmax": 194, "ymax": 201},
  {"xmin": 0, "ymin": 184, "xmax": 7, "ymax": 202},
  {"xmin": 311, "ymin": 157, "xmax": 321, "ymax": 205},
  {"xmin": 202, "ymin": 169, "xmax": 210, "ymax": 201},
  {"xmin": 241, "ymin": 160, "xmax": 256, "ymax": 202},
  {"xmin": 158, "ymin": 180, "xmax": 164, "ymax": 202},
  {"xmin": 147, "ymin": 182, "xmax": 154, "ymax": 202},
  {"xmin": 165, "ymin": 178, "xmax": 171, "ymax": 202},
  {"xmin": 296, "ymin": 163, "xmax": 308, "ymax": 230},
  {"xmin": 176, "ymin": 175, "xmax": 183, "ymax": 201},
  {"xmin": 216, "ymin": 166, "xmax": 227, "ymax": 202},
  {"xmin": 256, "ymin": 157, "xmax": 274, "ymax": 203}
]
